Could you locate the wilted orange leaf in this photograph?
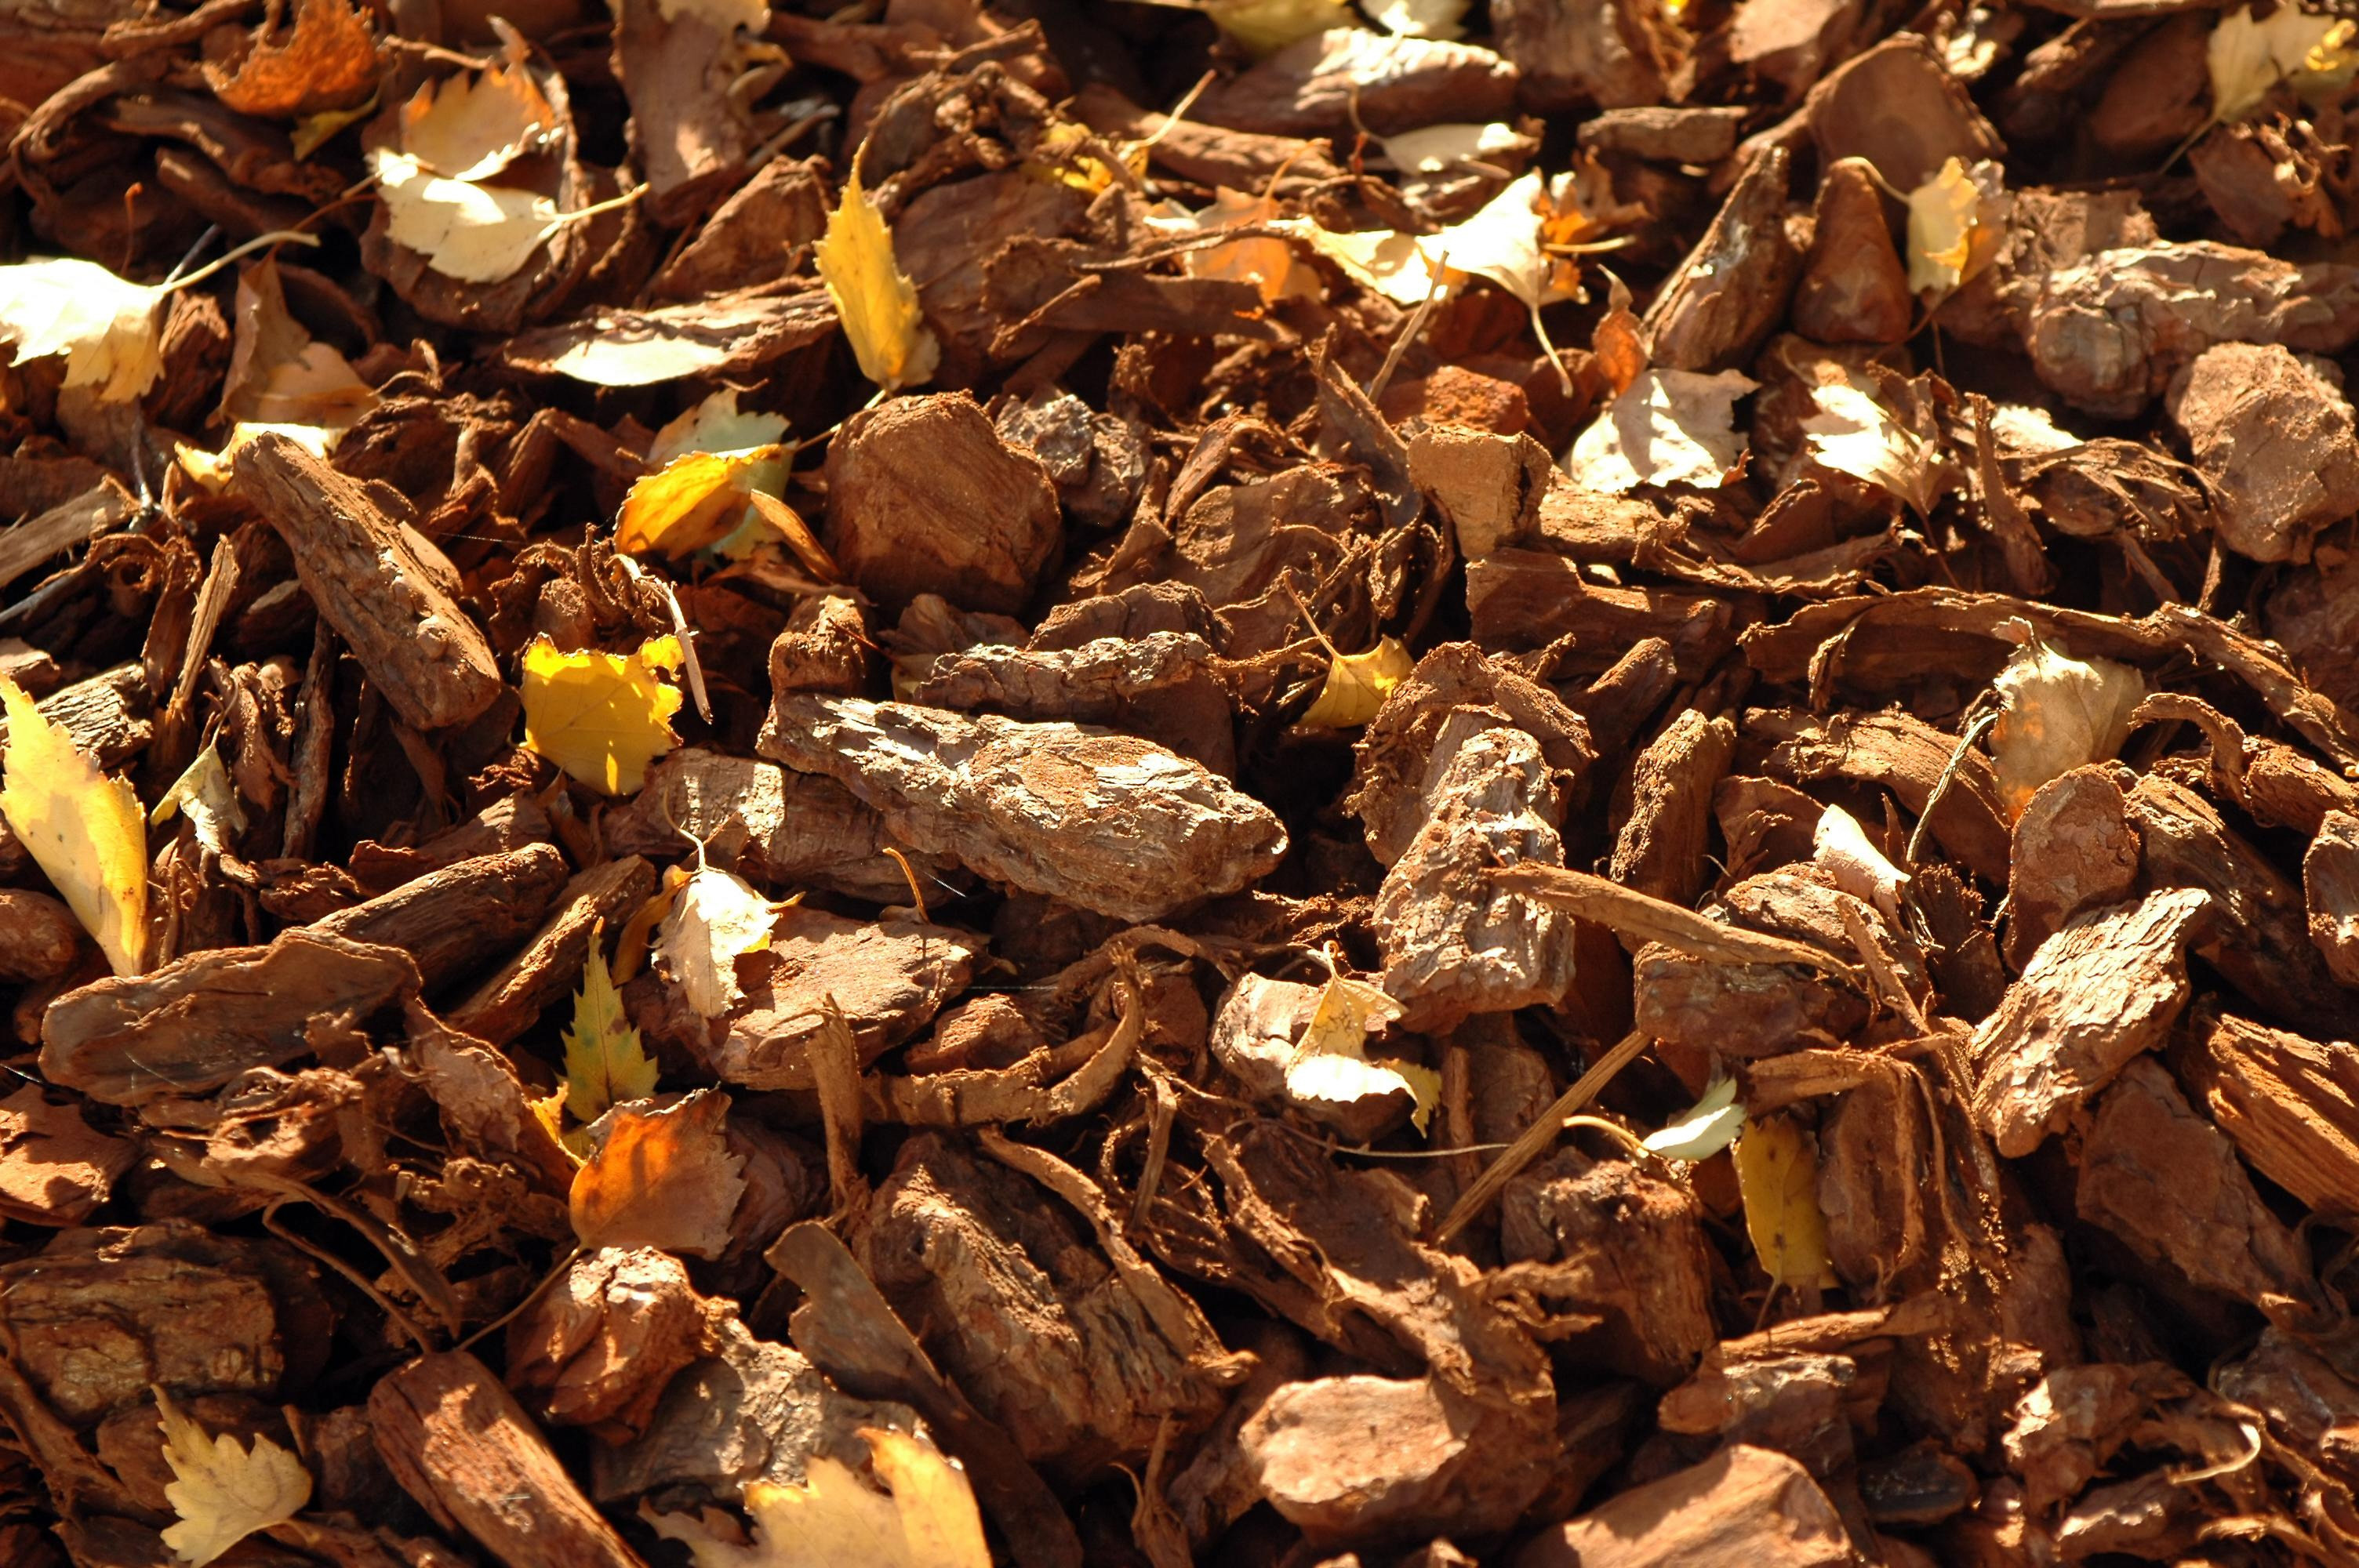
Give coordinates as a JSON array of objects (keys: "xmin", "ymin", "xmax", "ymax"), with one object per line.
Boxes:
[
  {"xmin": 569, "ymin": 1088, "xmax": 747, "ymax": 1258},
  {"xmin": 203, "ymin": 0, "xmax": 378, "ymax": 119}
]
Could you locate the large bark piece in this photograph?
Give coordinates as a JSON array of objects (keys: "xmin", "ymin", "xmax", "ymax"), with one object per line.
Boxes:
[
  {"xmin": 1374, "ymin": 717, "xmax": 1580, "ymax": 1032},
  {"xmin": 231, "ymin": 432, "xmax": 501, "ymax": 731},
  {"xmin": 1970, "ymin": 887, "xmax": 2211, "ymax": 1157},
  {"xmin": 311, "ymin": 845, "xmax": 568, "ymax": 992},
  {"xmin": 758, "ymin": 695, "xmax": 1286, "ymax": 922},
  {"xmin": 1514, "ymin": 1444, "xmax": 1858, "ymax": 1568},
  {"xmin": 1612, "ymin": 709, "xmax": 1737, "ymax": 907},
  {"xmin": 2165, "ymin": 342, "xmax": 2359, "ymax": 563},
  {"xmin": 41, "ymin": 930, "xmax": 421, "ymax": 1106},
  {"xmin": 1644, "ymin": 145, "xmax": 1801, "ymax": 374},
  {"xmin": 448, "ymin": 857, "xmax": 658, "ymax": 1047},
  {"xmin": 2173, "ymin": 1009, "xmax": 2359, "ymax": 1221}
]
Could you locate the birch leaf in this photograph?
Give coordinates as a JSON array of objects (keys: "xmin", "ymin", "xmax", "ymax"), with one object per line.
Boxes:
[
  {"xmin": 648, "ymin": 1427, "xmax": 990, "ymax": 1568},
  {"xmin": 616, "ymin": 446, "xmax": 787, "ymax": 558},
  {"xmin": 0, "ymin": 677, "xmax": 147, "ymax": 976},
  {"xmin": 202, "ymin": 0, "xmax": 378, "ymax": 119},
  {"xmin": 395, "ymin": 48, "xmax": 554, "ymax": 180},
  {"xmin": 569, "ymin": 1087, "xmax": 747, "ymax": 1258},
  {"xmin": 150, "ymin": 747, "xmax": 249, "ymax": 858},
  {"xmin": 0, "ymin": 258, "xmax": 165, "ymax": 401},
  {"xmin": 1905, "ymin": 157, "xmax": 2006, "ymax": 297},
  {"xmin": 155, "ymin": 1388, "xmax": 311, "ymax": 1566},
  {"xmin": 1565, "ymin": 368, "xmax": 1755, "ymax": 493},
  {"xmin": 371, "ymin": 149, "xmax": 561, "ymax": 284},
  {"xmin": 1298, "ymin": 637, "xmax": 1412, "ymax": 728},
  {"xmin": 1988, "ymin": 629, "xmax": 2146, "ymax": 819},
  {"xmin": 1800, "ymin": 377, "xmax": 1946, "ymax": 516},
  {"xmin": 649, "ymin": 389, "xmax": 789, "ymax": 466},
  {"xmin": 2208, "ymin": 5, "xmax": 2358, "ymax": 125},
  {"xmin": 815, "ymin": 162, "xmax": 939, "ymax": 393},
  {"xmin": 518, "ymin": 634, "xmax": 685, "ymax": 795},
  {"xmin": 1285, "ymin": 971, "xmax": 1438, "ymax": 1134},
  {"xmin": 656, "ymin": 866, "xmax": 776, "ymax": 1019},
  {"xmin": 562, "ymin": 927, "xmax": 659, "ymax": 1123},
  {"xmin": 1732, "ymin": 1116, "xmax": 1837, "ymax": 1289},
  {"xmin": 1644, "ymin": 1076, "xmax": 1744, "ymax": 1161}
]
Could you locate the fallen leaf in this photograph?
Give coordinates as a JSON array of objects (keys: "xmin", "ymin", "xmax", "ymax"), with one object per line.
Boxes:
[
  {"xmin": 1732, "ymin": 1116, "xmax": 1836, "ymax": 1290},
  {"xmin": 1988, "ymin": 627, "xmax": 2146, "ymax": 818},
  {"xmin": 202, "ymin": 0, "xmax": 379, "ymax": 119},
  {"xmin": 648, "ymin": 1426, "xmax": 990, "ymax": 1568},
  {"xmin": 213, "ymin": 261, "xmax": 377, "ymax": 462},
  {"xmin": 569, "ymin": 1087, "xmax": 747, "ymax": 1258},
  {"xmin": 1906, "ymin": 157, "xmax": 2005, "ymax": 297},
  {"xmin": 616, "ymin": 446, "xmax": 787, "ymax": 558},
  {"xmin": 1644, "ymin": 1076, "xmax": 1744, "ymax": 1161},
  {"xmin": 742, "ymin": 490, "xmax": 841, "ymax": 579},
  {"xmin": 649, "ymin": 388, "xmax": 789, "ymax": 466},
  {"xmin": 814, "ymin": 161, "xmax": 939, "ymax": 393},
  {"xmin": 1565, "ymin": 368, "xmax": 1755, "ymax": 493},
  {"xmin": 0, "ymin": 258, "xmax": 165, "ymax": 401},
  {"xmin": 1166, "ymin": 187, "xmax": 1324, "ymax": 307},
  {"xmin": 395, "ymin": 46, "xmax": 554, "ymax": 181},
  {"xmin": 1369, "ymin": 0, "xmax": 1468, "ymax": 39},
  {"xmin": 1800, "ymin": 376, "xmax": 1947, "ymax": 516},
  {"xmin": 1812, "ymin": 804, "xmax": 1908, "ymax": 925},
  {"xmin": 1285, "ymin": 969, "xmax": 1438, "ymax": 1134},
  {"xmin": 656, "ymin": 866, "xmax": 776, "ymax": 1019},
  {"xmin": 1300, "ymin": 224, "xmax": 1441, "ymax": 306},
  {"xmin": 562, "ymin": 925, "xmax": 658, "ymax": 1124},
  {"xmin": 1298, "ymin": 636, "xmax": 1412, "ymax": 728},
  {"xmin": 518, "ymin": 634, "xmax": 685, "ymax": 795},
  {"xmin": 371, "ymin": 149, "xmax": 562, "ymax": 285},
  {"xmin": 1200, "ymin": 0, "xmax": 1353, "ymax": 56},
  {"xmin": 150, "ymin": 747, "xmax": 249, "ymax": 858},
  {"xmin": 1439, "ymin": 169, "xmax": 1583, "ymax": 372},
  {"xmin": 293, "ymin": 92, "xmax": 378, "ymax": 159},
  {"xmin": 1376, "ymin": 121, "xmax": 1533, "ymax": 176},
  {"xmin": 0, "ymin": 677, "xmax": 147, "ymax": 976},
  {"xmin": 155, "ymin": 1387, "xmax": 311, "ymax": 1566},
  {"xmin": 2208, "ymin": 5, "xmax": 2358, "ymax": 125}
]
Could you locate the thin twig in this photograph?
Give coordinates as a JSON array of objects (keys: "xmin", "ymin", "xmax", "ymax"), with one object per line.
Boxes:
[{"xmin": 1433, "ymin": 1029, "xmax": 1649, "ymax": 1245}]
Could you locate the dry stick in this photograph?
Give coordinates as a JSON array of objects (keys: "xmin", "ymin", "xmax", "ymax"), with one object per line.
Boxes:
[
  {"xmin": 1488, "ymin": 862, "xmax": 1863, "ymax": 982},
  {"xmin": 1433, "ymin": 1028, "xmax": 1649, "ymax": 1246}
]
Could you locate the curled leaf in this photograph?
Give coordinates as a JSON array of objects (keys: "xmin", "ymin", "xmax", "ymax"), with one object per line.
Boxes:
[
  {"xmin": 1812, "ymin": 804, "xmax": 1908, "ymax": 925},
  {"xmin": 1565, "ymin": 368, "xmax": 1755, "ymax": 493},
  {"xmin": 1799, "ymin": 375, "xmax": 1947, "ymax": 517},
  {"xmin": 1298, "ymin": 637, "xmax": 1412, "ymax": 728},
  {"xmin": 1987, "ymin": 627, "xmax": 2145, "ymax": 819},
  {"xmin": 1, "ymin": 677, "xmax": 147, "ymax": 975},
  {"xmin": 616, "ymin": 446, "xmax": 786, "ymax": 558},
  {"xmin": 371, "ymin": 150, "xmax": 562, "ymax": 285},
  {"xmin": 0, "ymin": 258, "xmax": 165, "ymax": 402},
  {"xmin": 656, "ymin": 866, "xmax": 777, "ymax": 1019},
  {"xmin": 202, "ymin": 0, "xmax": 378, "ymax": 120},
  {"xmin": 151, "ymin": 747, "xmax": 249, "ymax": 858},
  {"xmin": 1289, "ymin": 970, "xmax": 1438, "ymax": 1134},
  {"xmin": 1644, "ymin": 1076, "xmax": 1744, "ymax": 1161}
]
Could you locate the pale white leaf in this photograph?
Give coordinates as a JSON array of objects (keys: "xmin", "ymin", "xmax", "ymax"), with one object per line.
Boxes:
[
  {"xmin": 1644, "ymin": 1075, "xmax": 1744, "ymax": 1161},
  {"xmin": 657, "ymin": 866, "xmax": 776, "ymax": 1018},
  {"xmin": 1565, "ymin": 368, "xmax": 1755, "ymax": 493}
]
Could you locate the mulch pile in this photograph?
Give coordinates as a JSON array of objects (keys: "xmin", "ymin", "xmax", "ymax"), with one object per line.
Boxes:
[{"xmin": 0, "ymin": 0, "xmax": 2357, "ymax": 1564}]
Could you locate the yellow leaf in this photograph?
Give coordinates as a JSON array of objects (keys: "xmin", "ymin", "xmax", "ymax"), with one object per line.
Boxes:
[
  {"xmin": 1024, "ymin": 120, "xmax": 1145, "ymax": 194},
  {"xmin": 743, "ymin": 490, "xmax": 841, "ymax": 579},
  {"xmin": 616, "ymin": 446, "xmax": 784, "ymax": 558},
  {"xmin": 371, "ymin": 149, "xmax": 561, "ymax": 284},
  {"xmin": 648, "ymin": 1427, "xmax": 990, "ymax": 1568},
  {"xmin": 2208, "ymin": 5, "xmax": 2357, "ymax": 124},
  {"xmin": 1282, "ymin": 968, "xmax": 1438, "ymax": 1134},
  {"xmin": 656, "ymin": 866, "xmax": 776, "ymax": 1019},
  {"xmin": 1202, "ymin": 0, "xmax": 1351, "ymax": 57},
  {"xmin": 154, "ymin": 1387, "xmax": 311, "ymax": 1566},
  {"xmin": 815, "ymin": 162, "xmax": 940, "ymax": 393},
  {"xmin": 1298, "ymin": 636, "xmax": 1412, "ymax": 728},
  {"xmin": 151, "ymin": 746, "xmax": 249, "ymax": 858},
  {"xmin": 395, "ymin": 47, "xmax": 554, "ymax": 181},
  {"xmin": 562, "ymin": 923, "xmax": 658, "ymax": 1123},
  {"xmin": 649, "ymin": 388, "xmax": 789, "ymax": 466},
  {"xmin": 1799, "ymin": 375, "xmax": 1946, "ymax": 516},
  {"xmin": 0, "ymin": 258, "xmax": 165, "ymax": 402},
  {"xmin": 1732, "ymin": 1116, "xmax": 1836, "ymax": 1290},
  {"xmin": 1169, "ymin": 187, "xmax": 1324, "ymax": 307},
  {"xmin": 569, "ymin": 1087, "xmax": 747, "ymax": 1258},
  {"xmin": 528, "ymin": 1083, "xmax": 576, "ymax": 1163},
  {"xmin": 0, "ymin": 677, "xmax": 147, "ymax": 976},
  {"xmin": 518, "ymin": 634, "xmax": 685, "ymax": 795},
  {"xmin": 1905, "ymin": 157, "xmax": 1979, "ymax": 296},
  {"xmin": 293, "ymin": 90, "xmax": 378, "ymax": 159},
  {"xmin": 1988, "ymin": 628, "xmax": 2145, "ymax": 819}
]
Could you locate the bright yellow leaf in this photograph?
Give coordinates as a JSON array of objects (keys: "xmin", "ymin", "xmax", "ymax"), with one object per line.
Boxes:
[
  {"xmin": 155, "ymin": 1387, "xmax": 311, "ymax": 1566},
  {"xmin": 518, "ymin": 635, "xmax": 685, "ymax": 795},
  {"xmin": 1732, "ymin": 1116, "xmax": 1836, "ymax": 1290},
  {"xmin": 0, "ymin": 258, "xmax": 165, "ymax": 402},
  {"xmin": 1298, "ymin": 636, "xmax": 1412, "ymax": 728},
  {"xmin": 0, "ymin": 677, "xmax": 147, "ymax": 976},
  {"xmin": 616, "ymin": 446, "xmax": 785, "ymax": 558},
  {"xmin": 562, "ymin": 922, "xmax": 658, "ymax": 1123},
  {"xmin": 815, "ymin": 162, "xmax": 939, "ymax": 393},
  {"xmin": 1906, "ymin": 157, "xmax": 1979, "ymax": 296},
  {"xmin": 648, "ymin": 1427, "xmax": 990, "ymax": 1568}
]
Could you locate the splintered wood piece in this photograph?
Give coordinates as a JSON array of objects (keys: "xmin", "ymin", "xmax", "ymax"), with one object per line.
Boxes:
[
  {"xmin": 2173, "ymin": 1009, "xmax": 2359, "ymax": 1221},
  {"xmin": 1969, "ymin": 887, "xmax": 2211, "ymax": 1157},
  {"xmin": 1514, "ymin": 1444, "xmax": 1856, "ymax": 1568},
  {"xmin": 231, "ymin": 431, "xmax": 502, "ymax": 732},
  {"xmin": 0, "ymin": 479, "xmax": 132, "ymax": 593},
  {"xmin": 1376, "ymin": 718, "xmax": 1580, "ymax": 1032},
  {"xmin": 40, "ymin": 930, "xmax": 422, "ymax": 1105},
  {"xmin": 311, "ymin": 845, "xmax": 569, "ymax": 992},
  {"xmin": 447, "ymin": 857, "xmax": 656, "ymax": 1047},
  {"xmin": 368, "ymin": 1350, "xmax": 646, "ymax": 1568},
  {"xmin": 1611, "ymin": 709, "xmax": 1736, "ymax": 907},
  {"xmin": 758, "ymin": 695, "xmax": 1286, "ymax": 922},
  {"xmin": 1488, "ymin": 864, "xmax": 1862, "ymax": 978},
  {"xmin": 1642, "ymin": 143, "xmax": 1800, "ymax": 374}
]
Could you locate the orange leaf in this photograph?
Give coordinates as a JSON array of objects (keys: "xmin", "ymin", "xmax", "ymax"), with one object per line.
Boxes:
[
  {"xmin": 569, "ymin": 1089, "xmax": 747, "ymax": 1259},
  {"xmin": 203, "ymin": 0, "xmax": 379, "ymax": 120}
]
